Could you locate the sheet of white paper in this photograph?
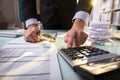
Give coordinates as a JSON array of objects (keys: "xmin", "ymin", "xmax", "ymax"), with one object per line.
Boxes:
[
  {"xmin": 0, "ymin": 37, "xmax": 62, "ymax": 80},
  {"xmin": 50, "ymin": 45, "xmax": 62, "ymax": 80},
  {"xmin": 0, "ymin": 75, "xmax": 50, "ymax": 80}
]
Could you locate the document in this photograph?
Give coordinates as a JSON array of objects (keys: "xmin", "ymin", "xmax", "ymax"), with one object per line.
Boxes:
[
  {"xmin": 0, "ymin": 37, "xmax": 62, "ymax": 80},
  {"xmin": 0, "ymin": 30, "xmax": 24, "ymax": 38}
]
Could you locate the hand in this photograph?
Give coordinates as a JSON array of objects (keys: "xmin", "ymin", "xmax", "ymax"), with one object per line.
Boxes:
[
  {"xmin": 24, "ymin": 24, "xmax": 40, "ymax": 43},
  {"xmin": 64, "ymin": 19, "xmax": 88, "ymax": 48}
]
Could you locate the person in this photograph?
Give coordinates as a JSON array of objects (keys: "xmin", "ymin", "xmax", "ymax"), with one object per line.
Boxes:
[{"xmin": 21, "ymin": 0, "xmax": 93, "ymax": 48}]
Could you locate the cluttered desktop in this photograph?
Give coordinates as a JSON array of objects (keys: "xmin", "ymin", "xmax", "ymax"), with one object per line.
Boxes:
[
  {"xmin": 0, "ymin": 0, "xmax": 120, "ymax": 79},
  {"xmin": 0, "ymin": 27, "xmax": 120, "ymax": 80}
]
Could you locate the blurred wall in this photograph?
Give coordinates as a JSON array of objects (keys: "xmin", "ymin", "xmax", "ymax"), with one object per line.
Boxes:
[
  {"xmin": 0, "ymin": 0, "xmax": 19, "ymax": 22},
  {"xmin": 0, "ymin": 0, "xmax": 20, "ymax": 29}
]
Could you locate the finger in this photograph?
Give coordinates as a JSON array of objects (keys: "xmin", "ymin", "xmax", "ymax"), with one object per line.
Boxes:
[
  {"xmin": 28, "ymin": 28, "xmax": 40, "ymax": 42},
  {"xmin": 24, "ymin": 30, "xmax": 36, "ymax": 42},
  {"xmin": 80, "ymin": 34, "xmax": 88, "ymax": 44},
  {"xmin": 67, "ymin": 37, "xmax": 73, "ymax": 48},
  {"xmin": 74, "ymin": 31, "xmax": 84, "ymax": 47},
  {"xmin": 77, "ymin": 32, "xmax": 88, "ymax": 46},
  {"xmin": 67, "ymin": 33, "xmax": 75, "ymax": 48},
  {"xmin": 64, "ymin": 33, "xmax": 69, "ymax": 43},
  {"xmin": 24, "ymin": 34, "xmax": 35, "ymax": 42},
  {"xmin": 76, "ymin": 31, "xmax": 84, "ymax": 46},
  {"xmin": 32, "ymin": 32, "xmax": 40, "ymax": 42},
  {"xmin": 27, "ymin": 35, "xmax": 36, "ymax": 42},
  {"xmin": 72, "ymin": 39, "xmax": 77, "ymax": 47}
]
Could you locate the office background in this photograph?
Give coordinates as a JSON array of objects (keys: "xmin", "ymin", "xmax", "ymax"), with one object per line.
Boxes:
[{"xmin": 0, "ymin": 0, "xmax": 120, "ymax": 30}]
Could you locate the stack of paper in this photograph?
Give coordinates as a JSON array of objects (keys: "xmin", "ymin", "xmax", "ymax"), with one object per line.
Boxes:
[{"xmin": 0, "ymin": 37, "xmax": 61, "ymax": 80}]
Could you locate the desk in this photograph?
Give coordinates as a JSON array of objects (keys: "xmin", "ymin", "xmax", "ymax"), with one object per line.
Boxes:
[
  {"xmin": 0, "ymin": 30, "xmax": 120, "ymax": 80},
  {"xmin": 0, "ymin": 30, "xmax": 24, "ymax": 47}
]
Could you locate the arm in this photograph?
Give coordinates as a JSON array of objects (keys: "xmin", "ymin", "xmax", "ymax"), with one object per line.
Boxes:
[
  {"xmin": 21, "ymin": 0, "xmax": 37, "ymax": 21},
  {"xmin": 64, "ymin": 0, "xmax": 93, "ymax": 48},
  {"xmin": 21, "ymin": 0, "xmax": 40, "ymax": 42},
  {"xmin": 76, "ymin": 0, "xmax": 93, "ymax": 14},
  {"xmin": 74, "ymin": 0, "xmax": 93, "ymax": 25}
]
